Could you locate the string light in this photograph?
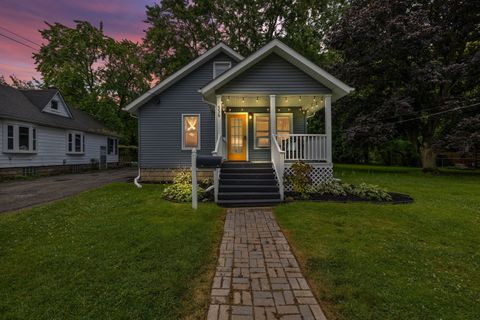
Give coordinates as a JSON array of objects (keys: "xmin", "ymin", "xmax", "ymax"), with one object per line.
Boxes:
[
  {"xmin": 256, "ymin": 96, "xmax": 259, "ymax": 102},
  {"xmin": 242, "ymin": 97, "xmax": 245, "ymax": 103},
  {"xmin": 284, "ymin": 97, "xmax": 288, "ymax": 102},
  {"xmin": 299, "ymin": 96, "xmax": 302, "ymax": 102},
  {"xmin": 313, "ymin": 96, "xmax": 317, "ymax": 102},
  {"xmin": 227, "ymin": 96, "xmax": 230, "ymax": 101}
]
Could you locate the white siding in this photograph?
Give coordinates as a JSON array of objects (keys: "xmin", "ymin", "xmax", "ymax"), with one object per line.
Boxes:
[
  {"xmin": 42, "ymin": 93, "xmax": 71, "ymax": 118},
  {"xmin": 0, "ymin": 119, "xmax": 118, "ymax": 168}
]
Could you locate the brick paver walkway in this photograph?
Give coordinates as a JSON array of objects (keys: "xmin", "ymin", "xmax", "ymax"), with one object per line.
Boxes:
[{"xmin": 207, "ymin": 207, "xmax": 327, "ymax": 320}]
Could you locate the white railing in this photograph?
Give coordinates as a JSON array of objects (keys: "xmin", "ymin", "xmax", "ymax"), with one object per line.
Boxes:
[
  {"xmin": 274, "ymin": 134, "xmax": 328, "ymax": 161},
  {"xmin": 212, "ymin": 134, "xmax": 224, "ymax": 202},
  {"xmin": 271, "ymin": 134, "xmax": 285, "ymax": 201}
]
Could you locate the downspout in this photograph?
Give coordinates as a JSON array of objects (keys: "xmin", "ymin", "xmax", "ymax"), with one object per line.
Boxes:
[{"xmin": 130, "ymin": 112, "xmax": 142, "ymax": 188}]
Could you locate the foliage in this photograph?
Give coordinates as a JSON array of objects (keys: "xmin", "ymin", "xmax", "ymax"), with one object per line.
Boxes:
[
  {"xmin": 162, "ymin": 169, "xmax": 206, "ymax": 202},
  {"xmin": 275, "ymin": 164, "xmax": 480, "ymax": 319},
  {"xmin": 310, "ymin": 180, "xmax": 392, "ymax": 201},
  {"xmin": 33, "ymin": 21, "xmax": 152, "ymax": 145},
  {"xmin": 284, "ymin": 161, "xmax": 312, "ymax": 198},
  {"xmin": 0, "ymin": 75, "xmax": 42, "ymax": 89},
  {"xmin": 143, "ymin": 0, "xmax": 349, "ymax": 78},
  {"xmin": 327, "ymin": 0, "xmax": 480, "ymax": 170}
]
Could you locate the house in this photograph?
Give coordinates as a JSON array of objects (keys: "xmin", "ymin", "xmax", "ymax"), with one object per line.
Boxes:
[
  {"xmin": 0, "ymin": 85, "xmax": 120, "ymax": 177},
  {"xmin": 124, "ymin": 39, "xmax": 353, "ymax": 205}
]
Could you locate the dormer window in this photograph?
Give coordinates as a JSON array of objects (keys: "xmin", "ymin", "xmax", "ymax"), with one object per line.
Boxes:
[
  {"xmin": 51, "ymin": 100, "xmax": 58, "ymax": 110},
  {"xmin": 213, "ymin": 61, "xmax": 231, "ymax": 79}
]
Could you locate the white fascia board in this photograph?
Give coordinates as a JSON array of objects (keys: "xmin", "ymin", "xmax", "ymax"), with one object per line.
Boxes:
[
  {"xmin": 123, "ymin": 43, "xmax": 243, "ymax": 114},
  {"xmin": 200, "ymin": 39, "xmax": 354, "ymax": 102}
]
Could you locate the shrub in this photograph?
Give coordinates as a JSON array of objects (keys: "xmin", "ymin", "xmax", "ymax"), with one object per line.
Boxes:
[
  {"xmin": 312, "ymin": 180, "xmax": 348, "ymax": 196},
  {"xmin": 347, "ymin": 182, "xmax": 392, "ymax": 201},
  {"xmin": 162, "ymin": 169, "xmax": 206, "ymax": 202},
  {"xmin": 284, "ymin": 161, "xmax": 312, "ymax": 198},
  {"xmin": 162, "ymin": 183, "xmax": 205, "ymax": 202}
]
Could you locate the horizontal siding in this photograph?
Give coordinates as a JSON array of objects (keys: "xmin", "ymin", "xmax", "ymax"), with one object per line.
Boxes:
[
  {"xmin": 139, "ymin": 52, "xmax": 237, "ymax": 168},
  {"xmin": 222, "ymin": 107, "xmax": 306, "ymax": 162},
  {"xmin": 218, "ymin": 53, "xmax": 332, "ymax": 94},
  {"xmin": 0, "ymin": 119, "xmax": 118, "ymax": 168}
]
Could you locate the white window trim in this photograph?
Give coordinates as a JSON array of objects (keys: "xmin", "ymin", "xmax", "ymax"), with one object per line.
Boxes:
[
  {"xmin": 213, "ymin": 61, "xmax": 232, "ymax": 79},
  {"xmin": 252, "ymin": 113, "xmax": 293, "ymax": 149},
  {"xmin": 253, "ymin": 113, "xmax": 270, "ymax": 149},
  {"xmin": 66, "ymin": 131, "xmax": 85, "ymax": 155},
  {"xmin": 182, "ymin": 114, "xmax": 201, "ymax": 150},
  {"xmin": 2, "ymin": 122, "xmax": 37, "ymax": 154},
  {"xmin": 108, "ymin": 137, "xmax": 118, "ymax": 155}
]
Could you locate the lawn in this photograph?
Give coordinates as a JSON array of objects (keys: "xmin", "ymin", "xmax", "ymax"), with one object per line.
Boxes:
[
  {"xmin": 275, "ymin": 164, "xmax": 480, "ymax": 320},
  {"xmin": 0, "ymin": 183, "xmax": 224, "ymax": 320}
]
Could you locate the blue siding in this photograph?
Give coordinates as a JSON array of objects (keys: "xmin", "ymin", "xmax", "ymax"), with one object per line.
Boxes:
[
  {"xmin": 218, "ymin": 53, "xmax": 331, "ymax": 94},
  {"xmin": 139, "ymin": 52, "xmax": 237, "ymax": 168},
  {"xmin": 223, "ymin": 107, "xmax": 306, "ymax": 162}
]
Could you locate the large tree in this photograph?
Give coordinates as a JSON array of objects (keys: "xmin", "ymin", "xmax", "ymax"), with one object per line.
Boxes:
[
  {"xmin": 143, "ymin": 0, "xmax": 348, "ymax": 79},
  {"xmin": 33, "ymin": 21, "xmax": 151, "ymax": 144},
  {"xmin": 328, "ymin": 0, "xmax": 480, "ymax": 170}
]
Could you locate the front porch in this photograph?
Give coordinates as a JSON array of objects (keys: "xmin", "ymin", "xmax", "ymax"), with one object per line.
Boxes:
[{"xmin": 212, "ymin": 94, "xmax": 334, "ymax": 203}]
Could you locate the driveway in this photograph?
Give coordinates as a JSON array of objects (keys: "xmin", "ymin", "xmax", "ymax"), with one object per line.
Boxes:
[{"xmin": 0, "ymin": 168, "xmax": 137, "ymax": 213}]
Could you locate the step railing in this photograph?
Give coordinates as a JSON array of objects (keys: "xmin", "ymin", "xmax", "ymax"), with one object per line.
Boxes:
[
  {"xmin": 274, "ymin": 134, "xmax": 328, "ymax": 161},
  {"xmin": 212, "ymin": 134, "xmax": 224, "ymax": 202},
  {"xmin": 271, "ymin": 134, "xmax": 285, "ymax": 201}
]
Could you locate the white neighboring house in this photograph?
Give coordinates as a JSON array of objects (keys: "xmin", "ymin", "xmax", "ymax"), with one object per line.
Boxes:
[{"xmin": 0, "ymin": 85, "xmax": 120, "ymax": 177}]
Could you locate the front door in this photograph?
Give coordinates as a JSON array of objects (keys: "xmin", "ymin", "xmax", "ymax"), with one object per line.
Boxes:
[{"xmin": 227, "ymin": 113, "xmax": 247, "ymax": 161}]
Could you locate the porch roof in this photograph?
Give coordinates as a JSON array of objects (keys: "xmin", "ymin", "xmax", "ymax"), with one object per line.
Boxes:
[{"xmin": 200, "ymin": 39, "xmax": 354, "ymax": 103}]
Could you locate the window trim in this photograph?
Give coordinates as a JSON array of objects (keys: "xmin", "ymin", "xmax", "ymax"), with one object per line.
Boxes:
[
  {"xmin": 2, "ymin": 123, "xmax": 37, "ymax": 154},
  {"xmin": 108, "ymin": 137, "xmax": 118, "ymax": 155},
  {"xmin": 181, "ymin": 114, "xmax": 201, "ymax": 150},
  {"xmin": 253, "ymin": 113, "xmax": 271, "ymax": 149},
  {"xmin": 213, "ymin": 61, "xmax": 232, "ymax": 79},
  {"xmin": 276, "ymin": 113, "xmax": 294, "ymax": 136},
  {"xmin": 66, "ymin": 131, "xmax": 85, "ymax": 155}
]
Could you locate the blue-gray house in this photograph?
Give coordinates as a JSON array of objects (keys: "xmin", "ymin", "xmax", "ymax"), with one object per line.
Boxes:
[{"xmin": 124, "ymin": 40, "xmax": 353, "ymax": 205}]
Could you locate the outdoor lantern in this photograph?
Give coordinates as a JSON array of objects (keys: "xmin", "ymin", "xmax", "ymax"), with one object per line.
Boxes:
[{"xmin": 249, "ymin": 112, "xmax": 253, "ymax": 120}]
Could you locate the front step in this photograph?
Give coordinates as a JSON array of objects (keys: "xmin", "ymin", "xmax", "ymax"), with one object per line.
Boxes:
[{"xmin": 217, "ymin": 162, "xmax": 282, "ymax": 207}]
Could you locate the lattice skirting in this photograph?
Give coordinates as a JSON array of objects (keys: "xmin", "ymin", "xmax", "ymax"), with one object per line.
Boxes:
[{"xmin": 284, "ymin": 165, "xmax": 334, "ymax": 192}]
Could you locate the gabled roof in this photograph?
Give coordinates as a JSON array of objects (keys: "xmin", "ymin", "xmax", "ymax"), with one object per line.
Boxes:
[
  {"xmin": 123, "ymin": 43, "xmax": 244, "ymax": 114},
  {"xmin": 200, "ymin": 39, "xmax": 354, "ymax": 102},
  {"xmin": 0, "ymin": 85, "xmax": 119, "ymax": 137}
]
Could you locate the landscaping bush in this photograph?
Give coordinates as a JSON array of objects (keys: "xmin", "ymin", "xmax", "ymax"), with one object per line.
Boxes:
[
  {"xmin": 162, "ymin": 169, "xmax": 206, "ymax": 202},
  {"xmin": 305, "ymin": 180, "xmax": 393, "ymax": 202},
  {"xmin": 284, "ymin": 161, "xmax": 312, "ymax": 198}
]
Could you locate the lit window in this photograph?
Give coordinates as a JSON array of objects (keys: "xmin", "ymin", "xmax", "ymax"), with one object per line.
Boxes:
[
  {"xmin": 67, "ymin": 131, "xmax": 85, "ymax": 154},
  {"xmin": 213, "ymin": 61, "xmax": 231, "ymax": 79},
  {"xmin": 3, "ymin": 124, "xmax": 37, "ymax": 153},
  {"xmin": 254, "ymin": 114, "xmax": 270, "ymax": 148},
  {"xmin": 182, "ymin": 114, "xmax": 200, "ymax": 149},
  {"xmin": 277, "ymin": 115, "xmax": 292, "ymax": 136}
]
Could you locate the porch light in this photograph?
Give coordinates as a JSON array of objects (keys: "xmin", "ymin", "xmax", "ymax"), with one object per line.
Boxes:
[
  {"xmin": 249, "ymin": 112, "xmax": 253, "ymax": 120},
  {"xmin": 277, "ymin": 108, "xmax": 280, "ymax": 112},
  {"xmin": 267, "ymin": 108, "xmax": 269, "ymax": 111}
]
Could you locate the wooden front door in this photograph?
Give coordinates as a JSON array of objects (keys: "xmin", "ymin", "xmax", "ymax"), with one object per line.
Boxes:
[{"xmin": 227, "ymin": 114, "xmax": 247, "ymax": 161}]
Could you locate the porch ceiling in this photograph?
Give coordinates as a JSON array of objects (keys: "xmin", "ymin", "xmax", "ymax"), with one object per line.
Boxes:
[{"xmin": 220, "ymin": 95, "xmax": 326, "ymax": 117}]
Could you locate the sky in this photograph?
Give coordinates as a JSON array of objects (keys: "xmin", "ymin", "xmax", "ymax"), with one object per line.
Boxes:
[{"xmin": 0, "ymin": 0, "xmax": 155, "ymax": 82}]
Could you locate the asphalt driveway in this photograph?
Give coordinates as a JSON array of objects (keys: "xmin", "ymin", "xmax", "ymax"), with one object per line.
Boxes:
[{"xmin": 0, "ymin": 168, "xmax": 137, "ymax": 213}]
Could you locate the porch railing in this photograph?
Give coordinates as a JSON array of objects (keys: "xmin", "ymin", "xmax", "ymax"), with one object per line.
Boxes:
[
  {"xmin": 212, "ymin": 134, "xmax": 225, "ymax": 202},
  {"xmin": 274, "ymin": 134, "xmax": 328, "ymax": 161},
  {"xmin": 271, "ymin": 134, "xmax": 285, "ymax": 201}
]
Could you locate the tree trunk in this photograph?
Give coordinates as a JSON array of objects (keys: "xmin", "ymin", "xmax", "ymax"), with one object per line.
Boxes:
[{"xmin": 419, "ymin": 143, "xmax": 437, "ymax": 172}]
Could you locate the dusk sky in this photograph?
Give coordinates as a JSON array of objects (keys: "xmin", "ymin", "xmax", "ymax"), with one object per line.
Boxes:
[{"xmin": 0, "ymin": 0, "xmax": 155, "ymax": 82}]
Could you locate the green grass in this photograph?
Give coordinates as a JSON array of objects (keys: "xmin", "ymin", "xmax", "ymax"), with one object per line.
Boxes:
[
  {"xmin": 0, "ymin": 183, "xmax": 224, "ymax": 320},
  {"xmin": 275, "ymin": 164, "xmax": 480, "ymax": 320}
]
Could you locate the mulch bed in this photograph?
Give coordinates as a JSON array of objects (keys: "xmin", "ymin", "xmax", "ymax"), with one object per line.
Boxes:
[{"xmin": 285, "ymin": 192, "xmax": 413, "ymax": 204}]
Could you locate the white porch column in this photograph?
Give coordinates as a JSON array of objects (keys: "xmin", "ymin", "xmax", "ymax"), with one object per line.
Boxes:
[
  {"xmin": 270, "ymin": 95, "xmax": 276, "ymax": 159},
  {"xmin": 215, "ymin": 95, "xmax": 222, "ymax": 139},
  {"xmin": 324, "ymin": 95, "xmax": 332, "ymax": 164}
]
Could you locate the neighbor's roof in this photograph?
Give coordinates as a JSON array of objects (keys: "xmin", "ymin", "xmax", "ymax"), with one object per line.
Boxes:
[
  {"xmin": 0, "ymin": 85, "xmax": 119, "ymax": 137},
  {"xmin": 123, "ymin": 43, "xmax": 244, "ymax": 114},
  {"xmin": 200, "ymin": 39, "xmax": 354, "ymax": 102}
]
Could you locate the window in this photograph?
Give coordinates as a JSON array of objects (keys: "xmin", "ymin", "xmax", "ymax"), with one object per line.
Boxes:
[
  {"xmin": 182, "ymin": 114, "xmax": 200, "ymax": 149},
  {"xmin": 108, "ymin": 138, "xmax": 118, "ymax": 155},
  {"xmin": 254, "ymin": 114, "xmax": 270, "ymax": 148},
  {"xmin": 67, "ymin": 131, "xmax": 85, "ymax": 154},
  {"xmin": 51, "ymin": 100, "xmax": 58, "ymax": 110},
  {"xmin": 277, "ymin": 115, "xmax": 292, "ymax": 136},
  {"xmin": 3, "ymin": 124, "xmax": 36, "ymax": 153},
  {"xmin": 213, "ymin": 61, "xmax": 231, "ymax": 79}
]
